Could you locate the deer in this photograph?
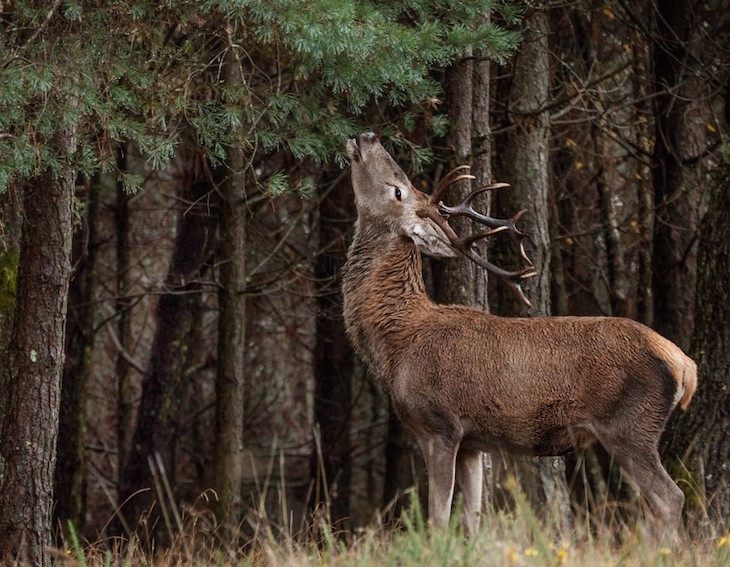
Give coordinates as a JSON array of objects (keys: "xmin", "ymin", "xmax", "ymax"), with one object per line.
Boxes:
[{"xmin": 342, "ymin": 132, "xmax": 697, "ymax": 539}]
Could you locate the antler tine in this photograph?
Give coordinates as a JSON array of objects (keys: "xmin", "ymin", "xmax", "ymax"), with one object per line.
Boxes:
[
  {"xmin": 438, "ymin": 183, "xmax": 523, "ymax": 232},
  {"xmin": 463, "ymin": 182, "xmax": 511, "ymax": 202},
  {"xmin": 516, "ymin": 228, "xmax": 533, "ymax": 266},
  {"xmin": 458, "ymin": 243, "xmax": 537, "ymax": 308},
  {"xmin": 458, "ymin": 222, "xmax": 534, "ymax": 267},
  {"xmin": 429, "ymin": 165, "xmax": 475, "ymax": 205}
]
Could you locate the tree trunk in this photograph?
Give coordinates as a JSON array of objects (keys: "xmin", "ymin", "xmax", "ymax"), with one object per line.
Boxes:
[
  {"xmin": 313, "ymin": 178, "xmax": 354, "ymax": 528},
  {"xmin": 471, "ymin": 36, "xmax": 497, "ymax": 509},
  {"xmin": 434, "ymin": 52, "xmax": 485, "ymax": 307},
  {"xmin": 212, "ymin": 165, "xmax": 246, "ymax": 528},
  {"xmin": 651, "ymin": 0, "xmax": 710, "ymax": 351},
  {"xmin": 663, "ymin": 112, "xmax": 730, "ymax": 536},
  {"xmin": 630, "ymin": 17, "xmax": 655, "ymax": 328},
  {"xmin": 115, "ymin": 173, "xmax": 217, "ymax": 535},
  {"xmin": 549, "ymin": 191, "xmax": 569, "ymax": 317},
  {"xmin": 212, "ymin": 51, "xmax": 248, "ymax": 532},
  {"xmin": 656, "ymin": 0, "xmax": 730, "ymax": 534},
  {"xmin": 494, "ymin": 7, "xmax": 571, "ymax": 535},
  {"xmin": 595, "ymin": 149, "xmax": 630, "ymax": 317},
  {"xmin": 0, "ymin": 130, "xmax": 76, "ymax": 565},
  {"xmin": 116, "ymin": 144, "xmax": 135, "ymax": 476},
  {"xmin": 495, "ymin": 8, "xmax": 551, "ymax": 316},
  {"xmin": 54, "ymin": 178, "xmax": 101, "ymax": 532}
]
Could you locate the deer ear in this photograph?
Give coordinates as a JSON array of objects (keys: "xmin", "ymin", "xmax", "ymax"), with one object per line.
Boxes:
[{"xmin": 408, "ymin": 218, "xmax": 459, "ymax": 258}]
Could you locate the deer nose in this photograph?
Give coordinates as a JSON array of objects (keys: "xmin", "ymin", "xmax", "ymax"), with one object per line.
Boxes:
[{"xmin": 360, "ymin": 132, "xmax": 378, "ymax": 144}]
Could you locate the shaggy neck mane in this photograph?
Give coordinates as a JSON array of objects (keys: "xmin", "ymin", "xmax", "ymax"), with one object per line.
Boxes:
[{"xmin": 342, "ymin": 225, "xmax": 431, "ymax": 388}]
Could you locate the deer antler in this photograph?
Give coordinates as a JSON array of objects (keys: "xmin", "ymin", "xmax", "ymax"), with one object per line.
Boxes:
[{"xmin": 425, "ymin": 167, "xmax": 536, "ymax": 307}]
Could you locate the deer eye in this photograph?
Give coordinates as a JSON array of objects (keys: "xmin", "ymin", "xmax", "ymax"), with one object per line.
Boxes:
[{"xmin": 394, "ymin": 187, "xmax": 402, "ymax": 201}]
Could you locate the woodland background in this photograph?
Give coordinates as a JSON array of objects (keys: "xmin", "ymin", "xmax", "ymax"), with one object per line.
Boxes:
[{"xmin": 0, "ymin": 1, "xmax": 729, "ymax": 565}]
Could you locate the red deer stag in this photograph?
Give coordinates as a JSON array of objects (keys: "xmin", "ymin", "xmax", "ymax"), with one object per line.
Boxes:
[{"xmin": 342, "ymin": 132, "xmax": 697, "ymax": 538}]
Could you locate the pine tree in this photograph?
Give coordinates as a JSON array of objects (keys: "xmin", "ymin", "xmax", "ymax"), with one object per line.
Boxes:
[{"xmin": 1, "ymin": 0, "xmax": 525, "ymax": 552}]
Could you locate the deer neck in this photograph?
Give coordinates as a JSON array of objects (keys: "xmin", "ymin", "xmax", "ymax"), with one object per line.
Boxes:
[{"xmin": 342, "ymin": 227, "xmax": 430, "ymax": 387}]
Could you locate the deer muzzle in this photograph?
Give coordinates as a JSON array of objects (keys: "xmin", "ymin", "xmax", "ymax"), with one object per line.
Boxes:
[{"xmin": 346, "ymin": 132, "xmax": 378, "ymax": 162}]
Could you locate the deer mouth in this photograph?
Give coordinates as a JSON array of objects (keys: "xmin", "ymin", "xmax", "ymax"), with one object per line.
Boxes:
[
  {"xmin": 346, "ymin": 137, "xmax": 362, "ymax": 162},
  {"xmin": 347, "ymin": 132, "xmax": 379, "ymax": 163}
]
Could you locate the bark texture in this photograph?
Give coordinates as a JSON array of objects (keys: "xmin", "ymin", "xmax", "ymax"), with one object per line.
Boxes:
[
  {"xmin": 435, "ymin": 53, "xmax": 487, "ymax": 308},
  {"xmin": 115, "ymin": 145, "xmax": 135, "ymax": 474},
  {"xmin": 54, "ymin": 179, "xmax": 100, "ymax": 531},
  {"xmin": 651, "ymin": 0, "xmax": 710, "ymax": 350},
  {"xmin": 665, "ymin": 160, "xmax": 730, "ymax": 533},
  {"xmin": 0, "ymin": 156, "xmax": 76, "ymax": 565},
  {"xmin": 213, "ymin": 145, "xmax": 247, "ymax": 529}
]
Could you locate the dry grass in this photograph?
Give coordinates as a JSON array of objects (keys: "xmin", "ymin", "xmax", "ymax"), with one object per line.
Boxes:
[{"xmin": 52, "ymin": 485, "xmax": 730, "ymax": 567}]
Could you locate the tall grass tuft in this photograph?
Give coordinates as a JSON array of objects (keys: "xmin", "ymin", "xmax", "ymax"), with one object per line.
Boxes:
[{"xmin": 54, "ymin": 468, "xmax": 730, "ymax": 566}]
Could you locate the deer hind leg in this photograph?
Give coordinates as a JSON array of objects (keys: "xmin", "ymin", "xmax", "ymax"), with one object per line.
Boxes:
[
  {"xmin": 455, "ymin": 447, "xmax": 483, "ymax": 535},
  {"xmin": 597, "ymin": 432, "xmax": 684, "ymax": 542},
  {"xmin": 417, "ymin": 434, "xmax": 459, "ymax": 529},
  {"xmin": 625, "ymin": 451, "xmax": 684, "ymax": 543}
]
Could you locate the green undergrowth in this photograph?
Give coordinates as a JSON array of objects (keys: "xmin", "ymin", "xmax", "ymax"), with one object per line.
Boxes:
[{"xmin": 58, "ymin": 491, "xmax": 730, "ymax": 567}]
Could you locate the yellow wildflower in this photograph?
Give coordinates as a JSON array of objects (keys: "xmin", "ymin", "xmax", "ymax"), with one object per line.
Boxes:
[
  {"xmin": 506, "ymin": 547, "xmax": 520, "ymax": 565},
  {"xmin": 503, "ymin": 474, "xmax": 518, "ymax": 492},
  {"xmin": 555, "ymin": 541, "xmax": 569, "ymax": 564}
]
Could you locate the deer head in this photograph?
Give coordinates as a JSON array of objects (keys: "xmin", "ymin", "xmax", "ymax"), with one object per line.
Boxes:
[{"xmin": 347, "ymin": 132, "xmax": 536, "ymax": 305}]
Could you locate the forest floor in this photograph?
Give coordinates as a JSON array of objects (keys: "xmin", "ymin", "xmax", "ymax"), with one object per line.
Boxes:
[{"xmin": 57, "ymin": 491, "xmax": 730, "ymax": 567}]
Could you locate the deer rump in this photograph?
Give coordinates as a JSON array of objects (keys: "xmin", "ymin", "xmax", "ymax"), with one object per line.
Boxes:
[{"xmin": 342, "ymin": 132, "xmax": 697, "ymax": 538}]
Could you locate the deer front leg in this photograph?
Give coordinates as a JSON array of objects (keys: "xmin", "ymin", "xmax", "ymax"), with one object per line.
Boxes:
[
  {"xmin": 455, "ymin": 447, "xmax": 483, "ymax": 535},
  {"xmin": 418, "ymin": 434, "xmax": 459, "ymax": 528}
]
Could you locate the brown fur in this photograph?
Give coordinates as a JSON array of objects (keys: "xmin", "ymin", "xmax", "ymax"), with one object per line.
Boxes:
[{"xmin": 343, "ymin": 133, "xmax": 697, "ymax": 538}]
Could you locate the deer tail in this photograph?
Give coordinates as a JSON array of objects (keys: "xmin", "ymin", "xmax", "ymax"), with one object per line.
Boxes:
[{"xmin": 679, "ymin": 356, "xmax": 698, "ymax": 411}]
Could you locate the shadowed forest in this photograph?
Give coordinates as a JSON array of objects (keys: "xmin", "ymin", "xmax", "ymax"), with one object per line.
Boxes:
[{"xmin": 0, "ymin": 1, "xmax": 729, "ymax": 565}]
